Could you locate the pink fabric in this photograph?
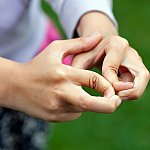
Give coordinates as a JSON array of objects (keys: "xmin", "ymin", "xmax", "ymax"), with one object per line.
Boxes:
[{"xmin": 37, "ymin": 21, "xmax": 72, "ymax": 65}]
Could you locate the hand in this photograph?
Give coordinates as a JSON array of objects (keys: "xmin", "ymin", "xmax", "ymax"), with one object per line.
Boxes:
[
  {"xmin": 72, "ymin": 35, "xmax": 149, "ymax": 100},
  {"xmin": 1, "ymin": 34, "xmax": 121, "ymax": 122}
]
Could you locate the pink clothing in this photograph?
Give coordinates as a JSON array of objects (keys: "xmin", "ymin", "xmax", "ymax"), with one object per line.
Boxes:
[{"xmin": 37, "ymin": 21, "xmax": 72, "ymax": 65}]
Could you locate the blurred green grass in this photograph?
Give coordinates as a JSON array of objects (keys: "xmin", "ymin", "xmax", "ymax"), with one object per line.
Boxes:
[{"xmin": 42, "ymin": 0, "xmax": 150, "ymax": 149}]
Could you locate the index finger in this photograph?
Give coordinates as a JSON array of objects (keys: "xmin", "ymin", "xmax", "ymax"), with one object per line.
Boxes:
[
  {"xmin": 63, "ymin": 85, "xmax": 122, "ymax": 113},
  {"xmin": 102, "ymin": 36, "xmax": 129, "ymax": 85}
]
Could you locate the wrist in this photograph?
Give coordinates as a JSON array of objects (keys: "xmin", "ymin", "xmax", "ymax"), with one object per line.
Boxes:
[
  {"xmin": 77, "ymin": 12, "xmax": 118, "ymax": 37},
  {"xmin": 0, "ymin": 57, "xmax": 25, "ymax": 108}
]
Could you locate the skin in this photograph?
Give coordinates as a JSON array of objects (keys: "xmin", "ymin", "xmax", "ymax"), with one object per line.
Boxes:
[
  {"xmin": 0, "ymin": 12, "xmax": 149, "ymax": 123},
  {"xmin": 72, "ymin": 12, "xmax": 149, "ymax": 101},
  {"xmin": 0, "ymin": 34, "xmax": 121, "ymax": 122}
]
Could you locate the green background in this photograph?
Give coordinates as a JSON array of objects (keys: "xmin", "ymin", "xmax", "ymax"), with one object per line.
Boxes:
[{"xmin": 42, "ymin": 0, "xmax": 150, "ymax": 149}]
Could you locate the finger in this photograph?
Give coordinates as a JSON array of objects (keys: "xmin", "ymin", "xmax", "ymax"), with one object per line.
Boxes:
[
  {"xmin": 113, "ymin": 81, "xmax": 134, "ymax": 92},
  {"xmin": 49, "ymin": 32, "xmax": 102, "ymax": 63},
  {"xmin": 71, "ymin": 50, "xmax": 97, "ymax": 69},
  {"xmin": 118, "ymin": 70, "xmax": 149, "ymax": 100},
  {"xmin": 63, "ymin": 85, "xmax": 122, "ymax": 113},
  {"xmin": 71, "ymin": 40, "xmax": 103, "ymax": 69},
  {"xmin": 118, "ymin": 49, "xmax": 149, "ymax": 100},
  {"xmin": 48, "ymin": 112, "xmax": 82, "ymax": 122},
  {"xmin": 59, "ymin": 101, "xmax": 86, "ymax": 113},
  {"xmin": 102, "ymin": 37, "xmax": 129, "ymax": 85},
  {"xmin": 65, "ymin": 66, "xmax": 115, "ymax": 98},
  {"xmin": 65, "ymin": 105, "xmax": 86, "ymax": 113},
  {"xmin": 113, "ymin": 71, "xmax": 134, "ymax": 92},
  {"xmin": 114, "ymin": 67, "xmax": 135, "ymax": 91}
]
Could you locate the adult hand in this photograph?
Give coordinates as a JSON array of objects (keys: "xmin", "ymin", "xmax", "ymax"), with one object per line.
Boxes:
[
  {"xmin": 0, "ymin": 34, "xmax": 121, "ymax": 122},
  {"xmin": 72, "ymin": 35, "xmax": 149, "ymax": 100},
  {"xmin": 72, "ymin": 12, "xmax": 149, "ymax": 101}
]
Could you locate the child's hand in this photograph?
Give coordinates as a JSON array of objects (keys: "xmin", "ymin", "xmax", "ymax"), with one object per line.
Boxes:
[{"xmin": 72, "ymin": 35, "xmax": 149, "ymax": 100}]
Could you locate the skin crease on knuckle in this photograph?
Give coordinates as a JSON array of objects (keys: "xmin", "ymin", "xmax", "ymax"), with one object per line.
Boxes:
[
  {"xmin": 106, "ymin": 64, "xmax": 118, "ymax": 74},
  {"xmin": 88, "ymin": 72, "xmax": 109, "ymax": 92},
  {"xmin": 89, "ymin": 74, "xmax": 99, "ymax": 90},
  {"xmin": 107, "ymin": 36, "xmax": 129, "ymax": 51}
]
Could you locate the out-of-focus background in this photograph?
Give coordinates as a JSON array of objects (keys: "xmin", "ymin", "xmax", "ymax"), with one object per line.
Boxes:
[{"xmin": 41, "ymin": 0, "xmax": 150, "ymax": 149}]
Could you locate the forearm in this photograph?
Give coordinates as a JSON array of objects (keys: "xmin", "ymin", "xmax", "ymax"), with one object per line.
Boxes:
[{"xmin": 77, "ymin": 12, "xmax": 118, "ymax": 37}]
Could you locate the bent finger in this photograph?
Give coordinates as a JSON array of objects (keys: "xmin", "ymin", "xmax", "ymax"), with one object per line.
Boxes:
[
  {"xmin": 63, "ymin": 85, "xmax": 121, "ymax": 113},
  {"xmin": 49, "ymin": 32, "xmax": 102, "ymax": 63},
  {"xmin": 66, "ymin": 66, "xmax": 115, "ymax": 98},
  {"xmin": 102, "ymin": 37, "xmax": 129, "ymax": 85}
]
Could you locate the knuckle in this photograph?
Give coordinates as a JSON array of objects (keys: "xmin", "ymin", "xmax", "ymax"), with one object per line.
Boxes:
[
  {"xmin": 50, "ymin": 40, "xmax": 61, "ymax": 47},
  {"xmin": 89, "ymin": 73, "xmax": 99, "ymax": 90},
  {"xmin": 103, "ymin": 64, "xmax": 118, "ymax": 75},
  {"xmin": 141, "ymin": 69, "xmax": 149, "ymax": 79},
  {"xmin": 47, "ymin": 100, "xmax": 61, "ymax": 112},
  {"xmin": 120, "ymin": 37, "xmax": 129, "ymax": 48},
  {"xmin": 102, "ymin": 84, "xmax": 110, "ymax": 95},
  {"xmin": 108, "ymin": 36, "xmax": 129, "ymax": 50},
  {"xmin": 54, "ymin": 66, "xmax": 68, "ymax": 81},
  {"xmin": 108, "ymin": 64, "xmax": 118, "ymax": 74},
  {"xmin": 50, "ymin": 103, "xmax": 60, "ymax": 111}
]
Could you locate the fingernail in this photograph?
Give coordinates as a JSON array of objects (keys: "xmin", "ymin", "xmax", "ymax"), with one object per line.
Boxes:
[
  {"xmin": 117, "ymin": 82, "xmax": 134, "ymax": 86},
  {"xmin": 121, "ymin": 97, "xmax": 129, "ymax": 101},
  {"xmin": 90, "ymin": 32, "xmax": 101, "ymax": 37},
  {"xmin": 117, "ymin": 98, "xmax": 122, "ymax": 107},
  {"xmin": 126, "ymin": 82, "xmax": 134, "ymax": 86}
]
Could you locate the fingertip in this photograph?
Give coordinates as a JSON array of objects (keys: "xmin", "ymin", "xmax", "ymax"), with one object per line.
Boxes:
[
  {"xmin": 109, "ymin": 95, "xmax": 119, "ymax": 101},
  {"xmin": 117, "ymin": 89, "xmax": 135, "ymax": 100},
  {"xmin": 113, "ymin": 81, "xmax": 134, "ymax": 92},
  {"xmin": 104, "ymin": 87, "xmax": 115, "ymax": 99},
  {"xmin": 109, "ymin": 95, "xmax": 122, "ymax": 107},
  {"xmin": 117, "ymin": 98, "xmax": 122, "ymax": 107}
]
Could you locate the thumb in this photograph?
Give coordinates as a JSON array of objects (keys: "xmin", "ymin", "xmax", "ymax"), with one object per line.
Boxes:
[{"xmin": 50, "ymin": 32, "xmax": 101, "ymax": 64}]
